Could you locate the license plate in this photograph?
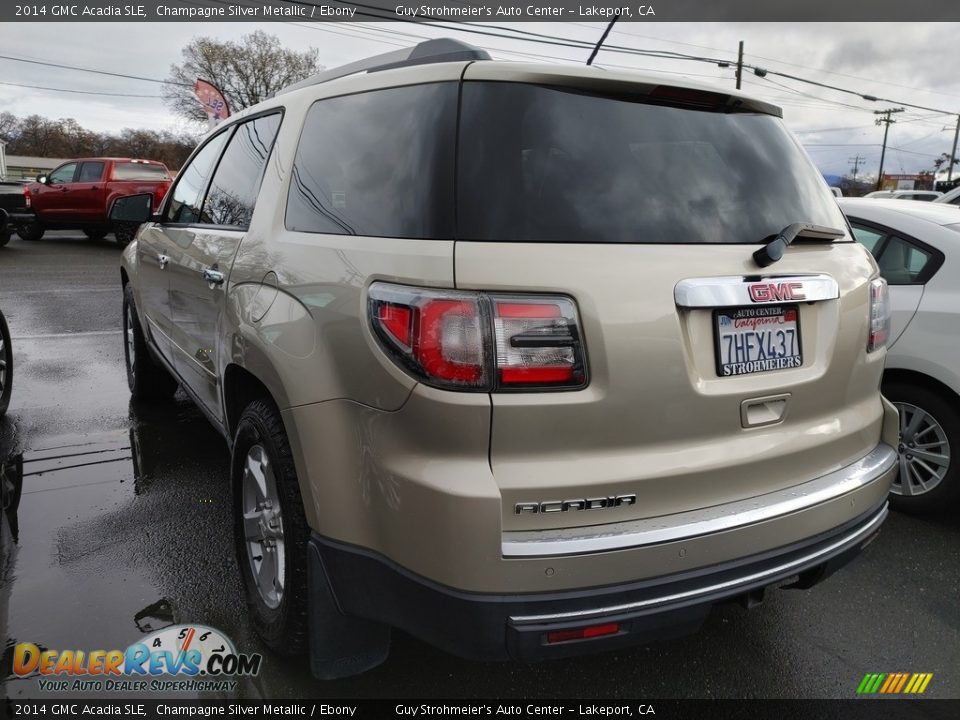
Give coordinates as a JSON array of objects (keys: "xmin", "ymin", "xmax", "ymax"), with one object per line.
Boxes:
[{"xmin": 714, "ymin": 305, "xmax": 802, "ymax": 377}]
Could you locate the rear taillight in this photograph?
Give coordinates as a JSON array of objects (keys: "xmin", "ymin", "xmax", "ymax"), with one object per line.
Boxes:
[
  {"xmin": 154, "ymin": 183, "xmax": 170, "ymax": 211},
  {"xmin": 23, "ymin": 185, "xmax": 31, "ymax": 208},
  {"xmin": 867, "ymin": 277, "xmax": 890, "ymax": 353},
  {"xmin": 368, "ymin": 282, "xmax": 588, "ymax": 392}
]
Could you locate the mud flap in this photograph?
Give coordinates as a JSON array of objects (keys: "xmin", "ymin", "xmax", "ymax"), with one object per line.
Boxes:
[{"xmin": 307, "ymin": 540, "xmax": 391, "ymax": 679}]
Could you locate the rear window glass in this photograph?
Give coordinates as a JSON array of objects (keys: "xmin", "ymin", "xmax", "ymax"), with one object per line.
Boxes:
[
  {"xmin": 457, "ymin": 82, "xmax": 848, "ymax": 244},
  {"xmin": 113, "ymin": 163, "xmax": 168, "ymax": 180},
  {"xmin": 285, "ymin": 82, "xmax": 457, "ymax": 239}
]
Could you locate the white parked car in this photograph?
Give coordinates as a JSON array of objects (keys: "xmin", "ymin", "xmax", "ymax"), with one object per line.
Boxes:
[
  {"xmin": 841, "ymin": 198, "xmax": 960, "ymax": 511},
  {"xmin": 864, "ymin": 190, "xmax": 942, "ymax": 202}
]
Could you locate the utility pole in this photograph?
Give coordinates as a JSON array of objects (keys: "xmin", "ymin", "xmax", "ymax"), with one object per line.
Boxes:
[
  {"xmin": 875, "ymin": 107, "xmax": 904, "ymax": 191},
  {"xmin": 736, "ymin": 41, "xmax": 744, "ymax": 90},
  {"xmin": 948, "ymin": 114, "xmax": 960, "ymax": 183},
  {"xmin": 849, "ymin": 154, "xmax": 864, "ymax": 186}
]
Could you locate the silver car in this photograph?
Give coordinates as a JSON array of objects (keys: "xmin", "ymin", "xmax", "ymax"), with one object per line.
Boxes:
[{"xmin": 114, "ymin": 39, "xmax": 898, "ymax": 677}]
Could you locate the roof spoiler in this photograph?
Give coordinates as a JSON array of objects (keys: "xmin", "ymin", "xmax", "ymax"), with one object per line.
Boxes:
[{"xmin": 275, "ymin": 38, "xmax": 490, "ymax": 97}]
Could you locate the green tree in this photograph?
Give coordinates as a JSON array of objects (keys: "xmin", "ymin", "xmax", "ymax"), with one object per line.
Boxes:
[{"xmin": 163, "ymin": 30, "xmax": 321, "ymax": 122}]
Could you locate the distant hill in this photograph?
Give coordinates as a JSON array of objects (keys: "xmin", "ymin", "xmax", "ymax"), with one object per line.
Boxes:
[{"xmin": 822, "ymin": 174, "xmax": 844, "ymax": 187}]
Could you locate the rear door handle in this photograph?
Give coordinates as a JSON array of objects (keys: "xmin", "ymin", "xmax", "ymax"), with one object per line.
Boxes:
[
  {"xmin": 202, "ymin": 268, "xmax": 225, "ymax": 286},
  {"xmin": 158, "ymin": 254, "xmax": 169, "ymax": 269}
]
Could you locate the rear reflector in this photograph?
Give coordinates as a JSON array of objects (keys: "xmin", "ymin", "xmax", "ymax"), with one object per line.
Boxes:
[
  {"xmin": 368, "ymin": 283, "xmax": 587, "ymax": 392},
  {"xmin": 867, "ymin": 277, "xmax": 890, "ymax": 353},
  {"xmin": 546, "ymin": 623, "xmax": 620, "ymax": 644}
]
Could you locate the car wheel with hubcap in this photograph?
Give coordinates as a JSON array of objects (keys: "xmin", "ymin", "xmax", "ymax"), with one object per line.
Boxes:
[
  {"xmin": 114, "ymin": 222, "xmax": 139, "ymax": 247},
  {"xmin": 123, "ymin": 284, "xmax": 178, "ymax": 402},
  {"xmin": 17, "ymin": 223, "xmax": 44, "ymax": 242},
  {"xmin": 0, "ymin": 311, "xmax": 12, "ymax": 416},
  {"xmin": 232, "ymin": 398, "xmax": 310, "ymax": 655},
  {"xmin": 884, "ymin": 381, "xmax": 959, "ymax": 512}
]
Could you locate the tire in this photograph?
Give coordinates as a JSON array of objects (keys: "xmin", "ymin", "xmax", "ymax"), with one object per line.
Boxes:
[
  {"xmin": 114, "ymin": 222, "xmax": 139, "ymax": 247},
  {"xmin": 17, "ymin": 223, "xmax": 44, "ymax": 242},
  {"xmin": 883, "ymin": 380, "xmax": 960, "ymax": 513},
  {"xmin": 0, "ymin": 230, "xmax": 11, "ymax": 248},
  {"xmin": 0, "ymin": 311, "xmax": 12, "ymax": 416},
  {"xmin": 232, "ymin": 398, "xmax": 310, "ymax": 655},
  {"xmin": 123, "ymin": 284, "xmax": 178, "ymax": 402},
  {"xmin": 83, "ymin": 228, "xmax": 109, "ymax": 241}
]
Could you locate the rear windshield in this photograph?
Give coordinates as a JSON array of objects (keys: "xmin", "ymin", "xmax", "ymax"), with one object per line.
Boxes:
[
  {"xmin": 112, "ymin": 163, "xmax": 168, "ymax": 181},
  {"xmin": 457, "ymin": 82, "xmax": 847, "ymax": 244}
]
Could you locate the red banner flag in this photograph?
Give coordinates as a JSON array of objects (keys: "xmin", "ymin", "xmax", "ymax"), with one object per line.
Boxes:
[{"xmin": 193, "ymin": 79, "xmax": 230, "ymax": 125}]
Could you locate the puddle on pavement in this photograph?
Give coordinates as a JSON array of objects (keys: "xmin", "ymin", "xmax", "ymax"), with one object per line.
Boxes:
[{"xmin": 0, "ymin": 401, "xmax": 318, "ymax": 699}]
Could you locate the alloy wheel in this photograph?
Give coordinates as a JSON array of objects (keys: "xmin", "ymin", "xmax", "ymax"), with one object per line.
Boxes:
[
  {"xmin": 894, "ymin": 402, "xmax": 951, "ymax": 496},
  {"xmin": 0, "ymin": 333, "xmax": 7, "ymax": 395},
  {"xmin": 242, "ymin": 443, "xmax": 286, "ymax": 609},
  {"xmin": 125, "ymin": 306, "xmax": 136, "ymax": 373}
]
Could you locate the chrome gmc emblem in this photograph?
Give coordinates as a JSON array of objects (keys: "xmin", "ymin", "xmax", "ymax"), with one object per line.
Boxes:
[
  {"xmin": 515, "ymin": 495, "xmax": 637, "ymax": 514},
  {"xmin": 748, "ymin": 281, "xmax": 806, "ymax": 303}
]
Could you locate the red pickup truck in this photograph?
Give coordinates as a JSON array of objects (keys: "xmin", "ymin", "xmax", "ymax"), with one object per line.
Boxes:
[{"xmin": 19, "ymin": 158, "xmax": 172, "ymax": 246}]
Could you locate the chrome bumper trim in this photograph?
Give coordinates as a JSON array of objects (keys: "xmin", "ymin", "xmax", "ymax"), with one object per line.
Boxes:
[
  {"xmin": 674, "ymin": 273, "xmax": 839, "ymax": 308},
  {"xmin": 510, "ymin": 503, "xmax": 887, "ymax": 625},
  {"xmin": 501, "ymin": 443, "xmax": 896, "ymax": 558}
]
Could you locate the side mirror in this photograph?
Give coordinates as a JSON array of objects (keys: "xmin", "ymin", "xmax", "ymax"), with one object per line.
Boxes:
[
  {"xmin": 109, "ymin": 193, "xmax": 153, "ymax": 224},
  {"xmin": 36, "ymin": 175, "xmax": 48, "ymax": 184}
]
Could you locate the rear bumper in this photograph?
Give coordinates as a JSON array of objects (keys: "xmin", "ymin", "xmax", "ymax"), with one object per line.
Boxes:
[{"xmin": 310, "ymin": 499, "xmax": 887, "ymax": 662}]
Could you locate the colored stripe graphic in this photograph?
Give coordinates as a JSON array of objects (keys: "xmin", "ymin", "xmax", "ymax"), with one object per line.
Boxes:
[{"xmin": 858, "ymin": 672, "xmax": 933, "ymax": 694}]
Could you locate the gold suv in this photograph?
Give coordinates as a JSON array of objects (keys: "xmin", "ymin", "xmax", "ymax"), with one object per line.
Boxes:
[{"xmin": 114, "ymin": 39, "xmax": 899, "ymax": 678}]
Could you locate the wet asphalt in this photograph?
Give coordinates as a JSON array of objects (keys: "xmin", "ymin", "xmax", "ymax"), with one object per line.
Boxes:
[{"xmin": 0, "ymin": 231, "xmax": 957, "ymax": 701}]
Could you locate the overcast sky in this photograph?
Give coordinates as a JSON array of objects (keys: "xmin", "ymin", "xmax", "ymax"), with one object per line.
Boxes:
[{"xmin": 2, "ymin": 21, "xmax": 958, "ymax": 179}]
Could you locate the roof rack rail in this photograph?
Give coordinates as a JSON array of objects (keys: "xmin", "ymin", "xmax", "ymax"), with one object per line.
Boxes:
[{"xmin": 276, "ymin": 38, "xmax": 490, "ymax": 96}]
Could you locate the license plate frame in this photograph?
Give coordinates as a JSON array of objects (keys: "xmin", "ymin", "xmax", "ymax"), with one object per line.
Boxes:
[{"xmin": 713, "ymin": 304, "xmax": 803, "ymax": 377}]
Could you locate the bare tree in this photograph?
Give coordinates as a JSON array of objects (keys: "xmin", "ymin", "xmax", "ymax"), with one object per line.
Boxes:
[
  {"xmin": 163, "ymin": 31, "xmax": 321, "ymax": 122},
  {"xmin": 1, "ymin": 112, "xmax": 199, "ymax": 169}
]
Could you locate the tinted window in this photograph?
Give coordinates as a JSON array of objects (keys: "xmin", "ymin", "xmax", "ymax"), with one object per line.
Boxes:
[
  {"xmin": 458, "ymin": 82, "xmax": 848, "ymax": 244},
  {"xmin": 853, "ymin": 221, "xmax": 938, "ymax": 285},
  {"xmin": 202, "ymin": 113, "xmax": 281, "ymax": 228},
  {"xmin": 78, "ymin": 162, "xmax": 104, "ymax": 182},
  {"xmin": 48, "ymin": 163, "xmax": 77, "ymax": 184},
  {"xmin": 113, "ymin": 163, "xmax": 168, "ymax": 180},
  {"xmin": 852, "ymin": 225, "xmax": 884, "ymax": 253},
  {"xmin": 286, "ymin": 83, "xmax": 456, "ymax": 238},
  {"xmin": 165, "ymin": 132, "xmax": 229, "ymax": 224},
  {"xmin": 877, "ymin": 236, "xmax": 933, "ymax": 284}
]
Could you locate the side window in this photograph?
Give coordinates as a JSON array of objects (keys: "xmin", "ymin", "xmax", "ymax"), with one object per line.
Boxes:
[
  {"xmin": 48, "ymin": 163, "xmax": 78, "ymax": 184},
  {"xmin": 285, "ymin": 82, "xmax": 457, "ymax": 238},
  {"xmin": 164, "ymin": 131, "xmax": 230, "ymax": 224},
  {"xmin": 77, "ymin": 162, "xmax": 105, "ymax": 183},
  {"xmin": 852, "ymin": 225, "xmax": 884, "ymax": 254},
  {"xmin": 878, "ymin": 236, "xmax": 933, "ymax": 284},
  {"xmin": 201, "ymin": 113, "xmax": 282, "ymax": 228}
]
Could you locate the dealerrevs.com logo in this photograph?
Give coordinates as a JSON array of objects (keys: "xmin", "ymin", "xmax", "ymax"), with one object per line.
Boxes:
[{"xmin": 14, "ymin": 625, "xmax": 262, "ymax": 693}]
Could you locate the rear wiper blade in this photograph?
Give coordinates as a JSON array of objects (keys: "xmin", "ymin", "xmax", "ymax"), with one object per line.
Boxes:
[{"xmin": 752, "ymin": 223, "xmax": 846, "ymax": 268}]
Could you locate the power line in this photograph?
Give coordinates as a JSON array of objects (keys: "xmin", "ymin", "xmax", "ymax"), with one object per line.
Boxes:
[
  {"xmin": 0, "ymin": 54, "xmax": 191, "ymax": 87},
  {"xmin": 0, "ymin": 80, "xmax": 164, "ymax": 98}
]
